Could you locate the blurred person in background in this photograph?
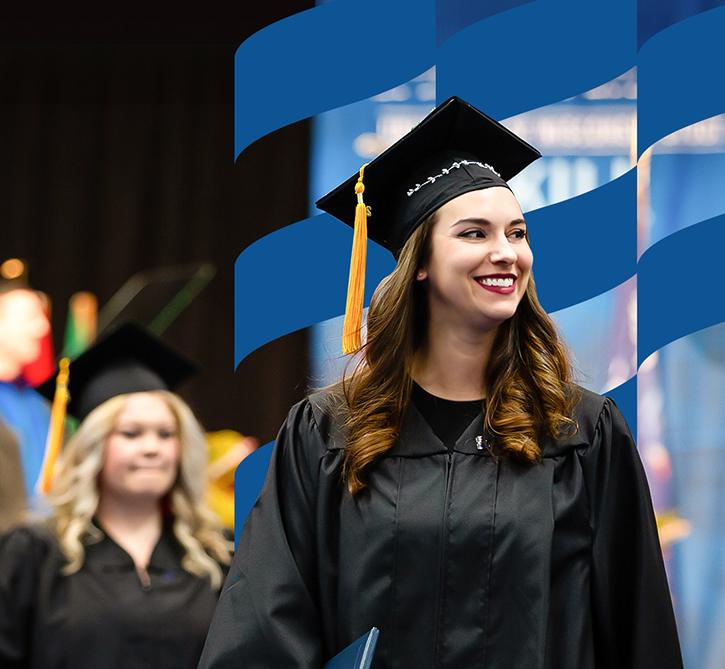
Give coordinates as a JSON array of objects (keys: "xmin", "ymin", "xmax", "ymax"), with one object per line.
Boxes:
[
  {"xmin": 0, "ymin": 322, "xmax": 233, "ymax": 669},
  {"xmin": 0, "ymin": 262, "xmax": 51, "ymax": 532},
  {"xmin": 0, "ymin": 419, "xmax": 28, "ymax": 534}
]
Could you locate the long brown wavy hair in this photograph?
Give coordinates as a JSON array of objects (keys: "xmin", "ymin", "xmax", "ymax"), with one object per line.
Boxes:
[{"xmin": 341, "ymin": 211, "xmax": 577, "ymax": 495}]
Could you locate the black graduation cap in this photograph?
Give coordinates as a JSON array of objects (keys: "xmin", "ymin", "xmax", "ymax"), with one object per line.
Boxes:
[
  {"xmin": 316, "ymin": 96, "xmax": 541, "ymax": 254},
  {"xmin": 38, "ymin": 321, "xmax": 197, "ymax": 421},
  {"xmin": 314, "ymin": 96, "xmax": 541, "ymax": 354}
]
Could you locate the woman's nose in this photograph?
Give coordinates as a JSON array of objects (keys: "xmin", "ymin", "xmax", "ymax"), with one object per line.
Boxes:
[
  {"xmin": 488, "ymin": 234, "xmax": 517, "ymax": 264},
  {"xmin": 140, "ymin": 433, "xmax": 163, "ymax": 454}
]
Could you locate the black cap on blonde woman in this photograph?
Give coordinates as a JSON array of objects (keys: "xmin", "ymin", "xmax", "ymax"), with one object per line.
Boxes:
[
  {"xmin": 315, "ymin": 96, "xmax": 541, "ymax": 354},
  {"xmin": 35, "ymin": 322, "xmax": 197, "ymax": 493},
  {"xmin": 38, "ymin": 320, "xmax": 197, "ymax": 422}
]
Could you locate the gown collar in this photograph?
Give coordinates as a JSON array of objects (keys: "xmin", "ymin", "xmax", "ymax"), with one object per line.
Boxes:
[
  {"xmin": 314, "ymin": 384, "xmax": 592, "ymax": 459},
  {"xmin": 87, "ymin": 515, "xmax": 182, "ymax": 570},
  {"xmin": 386, "ymin": 401, "xmax": 490, "ymax": 458}
]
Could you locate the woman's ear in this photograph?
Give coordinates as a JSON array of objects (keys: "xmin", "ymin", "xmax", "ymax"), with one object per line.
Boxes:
[{"xmin": 416, "ymin": 268, "xmax": 428, "ymax": 281}]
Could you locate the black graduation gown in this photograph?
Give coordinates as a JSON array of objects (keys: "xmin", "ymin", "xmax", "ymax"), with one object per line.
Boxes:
[
  {"xmin": 0, "ymin": 517, "xmax": 223, "ymax": 669},
  {"xmin": 198, "ymin": 386, "xmax": 683, "ymax": 669}
]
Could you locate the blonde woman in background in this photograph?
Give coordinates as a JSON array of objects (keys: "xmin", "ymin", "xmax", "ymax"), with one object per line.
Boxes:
[{"xmin": 0, "ymin": 322, "xmax": 232, "ymax": 669}]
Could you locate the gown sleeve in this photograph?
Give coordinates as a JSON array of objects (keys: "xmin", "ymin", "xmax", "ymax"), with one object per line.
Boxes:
[
  {"xmin": 198, "ymin": 399, "xmax": 329, "ymax": 669},
  {"xmin": 583, "ymin": 397, "xmax": 683, "ymax": 669},
  {"xmin": 0, "ymin": 526, "xmax": 52, "ymax": 668}
]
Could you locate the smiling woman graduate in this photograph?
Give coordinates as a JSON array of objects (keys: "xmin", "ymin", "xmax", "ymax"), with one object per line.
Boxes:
[
  {"xmin": 0, "ymin": 322, "xmax": 233, "ymax": 669},
  {"xmin": 199, "ymin": 97, "xmax": 683, "ymax": 669}
]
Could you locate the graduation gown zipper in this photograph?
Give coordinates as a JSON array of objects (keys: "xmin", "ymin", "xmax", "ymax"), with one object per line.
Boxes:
[{"xmin": 433, "ymin": 449, "xmax": 454, "ymax": 667}]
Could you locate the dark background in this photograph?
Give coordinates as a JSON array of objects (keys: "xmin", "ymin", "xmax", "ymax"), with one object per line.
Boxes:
[{"xmin": 0, "ymin": 5, "xmax": 314, "ymax": 444}]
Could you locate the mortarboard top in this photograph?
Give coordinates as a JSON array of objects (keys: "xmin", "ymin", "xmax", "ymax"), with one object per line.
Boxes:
[
  {"xmin": 315, "ymin": 96, "xmax": 541, "ymax": 255},
  {"xmin": 37, "ymin": 321, "xmax": 197, "ymax": 421}
]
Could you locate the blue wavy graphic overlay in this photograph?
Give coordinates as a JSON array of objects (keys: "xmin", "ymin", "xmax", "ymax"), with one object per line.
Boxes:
[
  {"xmin": 234, "ymin": 214, "xmax": 395, "ymax": 368},
  {"xmin": 605, "ymin": 376, "xmax": 637, "ymax": 436},
  {"xmin": 230, "ymin": 6, "xmax": 725, "ymax": 659},
  {"xmin": 551, "ymin": 277, "xmax": 637, "ymax": 395},
  {"xmin": 436, "ymin": 0, "xmax": 635, "ymax": 118},
  {"xmin": 529, "ymin": 168, "xmax": 636, "ymax": 313},
  {"xmin": 234, "ymin": 0, "xmax": 435, "ymax": 160},
  {"xmin": 638, "ymin": 5, "xmax": 725, "ymax": 156},
  {"xmin": 647, "ymin": 142, "xmax": 725, "ymax": 252},
  {"xmin": 638, "ymin": 0, "xmax": 725, "ymax": 50},
  {"xmin": 234, "ymin": 442, "xmax": 274, "ymax": 546},
  {"xmin": 638, "ymin": 213, "xmax": 725, "ymax": 366},
  {"xmin": 436, "ymin": 0, "xmax": 536, "ymax": 49}
]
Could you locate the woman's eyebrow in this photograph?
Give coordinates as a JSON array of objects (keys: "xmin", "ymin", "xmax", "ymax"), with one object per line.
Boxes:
[{"xmin": 451, "ymin": 217, "xmax": 528, "ymax": 228}]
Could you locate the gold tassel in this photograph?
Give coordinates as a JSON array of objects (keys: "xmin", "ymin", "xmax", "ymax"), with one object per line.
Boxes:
[
  {"xmin": 37, "ymin": 357, "xmax": 70, "ymax": 494},
  {"xmin": 342, "ymin": 164, "xmax": 369, "ymax": 354}
]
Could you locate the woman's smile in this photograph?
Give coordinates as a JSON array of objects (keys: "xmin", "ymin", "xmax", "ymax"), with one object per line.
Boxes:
[{"xmin": 475, "ymin": 273, "xmax": 517, "ymax": 293}]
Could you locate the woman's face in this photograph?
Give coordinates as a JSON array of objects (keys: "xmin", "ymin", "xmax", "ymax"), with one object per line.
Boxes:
[
  {"xmin": 100, "ymin": 393, "xmax": 181, "ymax": 503},
  {"xmin": 418, "ymin": 187, "xmax": 533, "ymax": 334}
]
